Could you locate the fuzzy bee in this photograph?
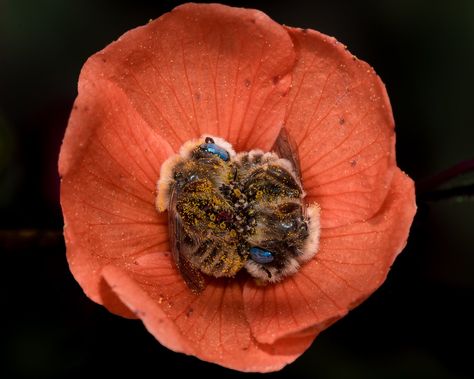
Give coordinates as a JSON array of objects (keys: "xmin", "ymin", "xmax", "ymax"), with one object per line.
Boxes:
[{"xmin": 156, "ymin": 129, "xmax": 320, "ymax": 293}]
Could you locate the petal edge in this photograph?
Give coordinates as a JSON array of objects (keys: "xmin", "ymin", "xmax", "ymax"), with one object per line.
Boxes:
[{"xmin": 244, "ymin": 169, "xmax": 416, "ymax": 343}]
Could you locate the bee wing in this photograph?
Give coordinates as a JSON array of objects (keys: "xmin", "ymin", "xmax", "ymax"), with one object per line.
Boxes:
[
  {"xmin": 272, "ymin": 127, "xmax": 302, "ymax": 180},
  {"xmin": 168, "ymin": 185, "xmax": 207, "ymax": 293},
  {"xmin": 272, "ymin": 127, "xmax": 309, "ymax": 217}
]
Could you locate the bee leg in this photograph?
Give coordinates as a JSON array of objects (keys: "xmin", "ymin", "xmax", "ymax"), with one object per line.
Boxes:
[
  {"xmin": 262, "ymin": 267, "xmax": 272, "ymax": 279},
  {"xmin": 232, "ymin": 165, "xmax": 238, "ymax": 181}
]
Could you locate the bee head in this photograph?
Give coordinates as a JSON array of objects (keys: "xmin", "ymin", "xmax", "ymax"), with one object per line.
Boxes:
[
  {"xmin": 176, "ymin": 135, "xmax": 236, "ymax": 163},
  {"xmin": 244, "ymin": 201, "xmax": 312, "ymax": 282},
  {"xmin": 192, "ymin": 136, "xmax": 232, "ymax": 162},
  {"xmin": 245, "ymin": 242, "xmax": 301, "ymax": 283},
  {"xmin": 249, "ymin": 246, "xmax": 274, "ymax": 264}
]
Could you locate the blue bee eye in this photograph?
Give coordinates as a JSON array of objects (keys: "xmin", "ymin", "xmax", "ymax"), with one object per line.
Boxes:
[
  {"xmin": 199, "ymin": 143, "xmax": 230, "ymax": 161},
  {"xmin": 250, "ymin": 247, "xmax": 274, "ymax": 264}
]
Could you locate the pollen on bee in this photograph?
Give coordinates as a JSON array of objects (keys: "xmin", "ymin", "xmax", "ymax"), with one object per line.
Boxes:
[{"xmin": 155, "ymin": 132, "xmax": 321, "ymax": 290}]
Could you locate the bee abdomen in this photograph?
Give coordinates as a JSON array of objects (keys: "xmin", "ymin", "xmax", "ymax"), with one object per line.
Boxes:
[
  {"xmin": 192, "ymin": 240, "xmax": 245, "ymax": 278},
  {"xmin": 243, "ymin": 166, "xmax": 301, "ymax": 200}
]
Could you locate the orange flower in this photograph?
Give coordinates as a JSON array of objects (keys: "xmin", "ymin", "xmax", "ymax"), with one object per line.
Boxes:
[{"xmin": 59, "ymin": 3, "xmax": 416, "ymax": 372}]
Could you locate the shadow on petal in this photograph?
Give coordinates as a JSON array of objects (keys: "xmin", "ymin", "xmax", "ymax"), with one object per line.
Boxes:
[
  {"xmin": 99, "ymin": 276, "xmax": 136, "ymax": 319},
  {"xmin": 60, "ymin": 78, "xmax": 172, "ymax": 309},
  {"xmin": 101, "ymin": 255, "xmax": 316, "ymax": 372},
  {"xmin": 101, "ymin": 264, "xmax": 190, "ymax": 354}
]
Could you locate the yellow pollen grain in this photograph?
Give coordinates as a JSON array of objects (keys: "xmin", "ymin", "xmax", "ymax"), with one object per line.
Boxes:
[
  {"xmin": 229, "ymin": 229, "xmax": 237, "ymax": 238},
  {"xmin": 233, "ymin": 188, "xmax": 242, "ymax": 197},
  {"xmin": 209, "ymin": 214, "xmax": 216, "ymax": 221},
  {"xmin": 254, "ymin": 278, "xmax": 268, "ymax": 287},
  {"xmin": 208, "ymin": 221, "xmax": 216, "ymax": 228},
  {"xmin": 219, "ymin": 222, "xmax": 226, "ymax": 229}
]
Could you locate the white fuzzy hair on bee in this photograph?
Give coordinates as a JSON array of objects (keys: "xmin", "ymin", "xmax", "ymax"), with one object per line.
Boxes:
[
  {"xmin": 244, "ymin": 203, "xmax": 320, "ymax": 282},
  {"xmin": 154, "ymin": 131, "xmax": 321, "ymax": 293},
  {"xmin": 156, "ymin": 135, "xmax": 235, "ymax": 212}
]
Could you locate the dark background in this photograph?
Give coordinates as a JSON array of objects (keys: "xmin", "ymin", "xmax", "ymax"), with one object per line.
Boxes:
[{"xmin": 1, "ymin": 0, "xmax": 473, "ymax": 378}]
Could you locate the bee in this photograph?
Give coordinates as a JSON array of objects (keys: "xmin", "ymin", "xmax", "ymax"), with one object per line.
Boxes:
[{"xmin": 156, "ymin": 129, "xmax": 320, "ymax": 293}]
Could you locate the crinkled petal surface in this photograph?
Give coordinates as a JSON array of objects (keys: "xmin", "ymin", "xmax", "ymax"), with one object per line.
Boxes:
[
  {"xmin": 242, "ymin": 28, "xmax": 415, "ymax": 345},
  {"xmin": 60, "ymin": 2, "xmax": 416, "ymax": 373},
  {"xmin": 60, "ymin": 2, "xmax": 307, "ymax": 372},
  {"xmin": 243, "ymin": 169, "xmax": 415, "ymax": 343},
  {"xmin": 100, "ymin": 253, "xmax": 315, "ymax": 371},
  {"xmin": 283, "ymin": 27, "xmax": 397, "ymax": 228},
  {"xmin": 60, "ymin": 77, "xmax": 173, "ymax": 318},
  {"xmin": 88, "ymin": 3, "xmax": 295, "ymax": 153}
]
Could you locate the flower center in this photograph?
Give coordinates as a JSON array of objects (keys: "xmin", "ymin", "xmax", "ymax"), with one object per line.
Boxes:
[{"xmin": 156, "ymin": 135, "xmax": 320, "ymax": 292}]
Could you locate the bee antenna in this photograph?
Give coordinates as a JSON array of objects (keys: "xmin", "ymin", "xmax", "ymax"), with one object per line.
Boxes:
[{"xmin": 205, "ymin": 137, "xmax": 215, "ymax": 144}]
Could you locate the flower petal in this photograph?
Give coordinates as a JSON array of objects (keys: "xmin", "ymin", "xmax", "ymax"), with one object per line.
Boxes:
[
  {"xmin": 59, "ymin": 78, "xmax": 173, "ymax": 315},
  {"xmin": 243, "ymin": 169, "xmax": 416, "ymax": 343},
  {"xmin": 283, "ymin": 27, "xmax": 396, "ymax": 228},
  {"xmin": 102, "ymin": 253, "xmax": 315, "ymax": 372},
  {"xmin": 87, "ymin": 3, "xmax": 295, "ymax": 152}
]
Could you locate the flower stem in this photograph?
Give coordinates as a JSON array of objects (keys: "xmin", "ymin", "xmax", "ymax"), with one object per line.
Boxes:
[
  {"xmin": 416, "ymin": 159, "xmax": 474, "ymax": 201},
  {"xmin": 417, "ymin": 159, "xmax": 474, "ymax": 193}
]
